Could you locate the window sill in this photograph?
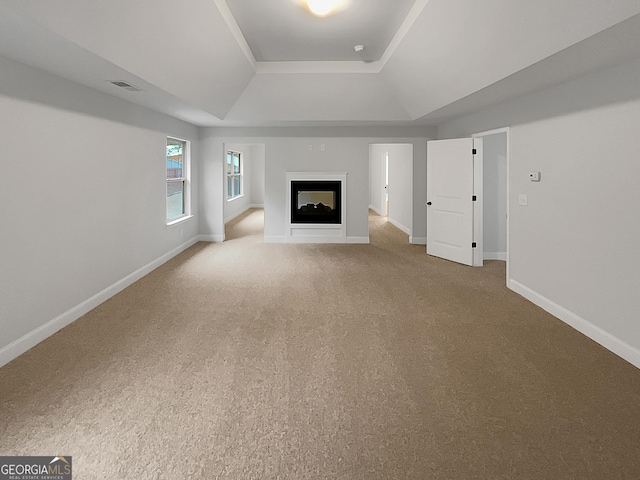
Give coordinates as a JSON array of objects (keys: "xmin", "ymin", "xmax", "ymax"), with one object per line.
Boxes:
[
  {"xmin": 166, "ymin": 215, "xmax": 194, "ymax": 227},
  {"xmin": 227, "ymin": 194, "xmax": 244, "ymax": 203}
]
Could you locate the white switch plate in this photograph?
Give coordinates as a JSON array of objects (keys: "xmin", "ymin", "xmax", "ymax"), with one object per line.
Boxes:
[
  {"xmin": 529, "ymin": 171, "xmax": 541, "ymax": 182},
  {"xmin": 518, "ymin": 194, "xmax": 528, "ymax": 206}
]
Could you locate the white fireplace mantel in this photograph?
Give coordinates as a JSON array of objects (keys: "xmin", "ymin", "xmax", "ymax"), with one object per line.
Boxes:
[{"xmin": 285, "ymin": 172, "xmax": 347, "ymax": 243}]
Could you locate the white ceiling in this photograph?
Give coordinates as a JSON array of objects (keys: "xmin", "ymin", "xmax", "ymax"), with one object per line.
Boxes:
[
  {"xmin": 1, "ymin": 0, "xmax": 640, "ymax": 128},
  {"xmin": 225, "ymin": 0, "xmax": 416, "ymax": 62}
]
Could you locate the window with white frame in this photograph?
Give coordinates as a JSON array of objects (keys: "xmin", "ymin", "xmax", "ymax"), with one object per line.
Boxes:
[
  {"xmin": 226, "ymin": 150, "xmax": 242, "ymax": 199},
  {"xmin": 166, "ymin": 137, "xmax": 189, "ymax": 223}
]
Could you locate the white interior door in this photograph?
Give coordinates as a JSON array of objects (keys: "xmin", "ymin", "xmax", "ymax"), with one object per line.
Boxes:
[{"xmin": 427, "ymin": 138, "xmax": 481, "ymax": 266}]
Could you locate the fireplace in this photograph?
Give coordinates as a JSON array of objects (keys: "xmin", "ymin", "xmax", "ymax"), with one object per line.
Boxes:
[
  {"xmin": 291, "ymin": 180, "xmax": 341, "ymax": 224},
  {"xmin": 285, "ymin": 172, "xmax": 347, "ymax": 243}
]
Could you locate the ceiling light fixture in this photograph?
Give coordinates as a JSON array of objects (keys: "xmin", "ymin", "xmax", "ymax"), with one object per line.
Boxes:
[{"xmin": 306, "ymin": 0, "xmax": 339, "ymax": 16}]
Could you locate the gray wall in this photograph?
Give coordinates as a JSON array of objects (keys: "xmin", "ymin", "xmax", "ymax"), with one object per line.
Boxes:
[
  {"xmin": 369, "ymin": 146, "xmax": 386, "ymax": 216},
  {"xmin": 198, "ymin": 132, "xmax": 225, "ymax": 242},
  {"xmin": 0, "ymin": 55, "xmax": 199, "ymax": 364},
  {"xmin": 438, "ymin": 56, "xmax": 640, "ymax": 366},
  {"xmin": 481, "ymin": 132, "xmax": 507, "ymax": 259},
  {"xmin": 264, "ymin": 138, "xmax": 370, "ymax": 241},
  {"xmin": 199, "ymin": 131, "xmax": 431, "ymax": 244},
  {"xmin": 250, "ymin": 144, "xmax": 266, "ymax": 207}
]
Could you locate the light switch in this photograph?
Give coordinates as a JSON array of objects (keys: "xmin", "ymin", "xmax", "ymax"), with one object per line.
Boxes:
[
  {"xmin": 518, "ymin": 194, "xmax": 528, "ymax": 206},
  {"xmin": 529, "ymin": 171, "xmax": 541, "ymax": 182}
]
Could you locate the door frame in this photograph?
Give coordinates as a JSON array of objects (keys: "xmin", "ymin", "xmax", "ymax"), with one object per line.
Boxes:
[
  {"xmin": 369, "ymin": 143, "xmax": 414, "ymax": 238},
  {"xmin": 384, "ymin": 151, "xmax": 389, "ymax": 217},
  {"xmin": 473, "ymin": 138, "xmax": 483, "ymax": 267},
  {"xmin": 472, "ymin": 127, "xmax": 510, "ymax": 283}
]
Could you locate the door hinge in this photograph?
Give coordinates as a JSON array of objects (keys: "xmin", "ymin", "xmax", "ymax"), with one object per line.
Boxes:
[
  {"xmin": 472, "ymin": 242, "xmax": 477, "ymax": 248},
  {"xmin": 472, "ymin": 148, "xmax": 477, "ymax": 155},
  {"xmin": 472, "ymin": 195, "xmax": 477, "ymax": 201}
]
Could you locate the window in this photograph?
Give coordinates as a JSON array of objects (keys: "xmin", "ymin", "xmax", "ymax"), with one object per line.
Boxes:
[
  {"xmin": 226, "ymin": 150, "xmax": 242, "ymax": 200},
  {"xmin": 166, "ymin": 137, "xmax": 189, "ymax": 223}
]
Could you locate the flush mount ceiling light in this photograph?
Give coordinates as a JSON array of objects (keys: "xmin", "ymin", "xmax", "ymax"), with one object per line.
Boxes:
[{"xmin": 306, "ymin": 0, "xmax": 339, "ymax": 16}]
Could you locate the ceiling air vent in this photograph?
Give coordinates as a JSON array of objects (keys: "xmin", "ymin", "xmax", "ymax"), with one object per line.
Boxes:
[{"xmin": 108, "ymin": 80, "xmax": 143, "ymax": 92}]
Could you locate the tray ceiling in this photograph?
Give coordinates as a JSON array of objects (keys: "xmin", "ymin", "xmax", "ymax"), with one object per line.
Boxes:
[
  {"xmin": 225, "ymin": 0, "xmax": 416, "ymax": 62},
  {"xmin": 1, "ymin": 0, "xmax": 640, "ymax": 127}
]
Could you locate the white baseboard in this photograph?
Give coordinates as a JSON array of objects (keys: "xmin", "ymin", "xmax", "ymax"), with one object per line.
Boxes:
[
  {"xmin": 368, "ymin": 205, "xmax": 384, "ymax": 216},
  {"xmin": 285, "ymin": 236, "xmax": 348, "ymax": 244},
  {"xmin": 410, "ymin": 236, "xmax": 427, "ymax": 245},
  {"xmin": 0, "ymin": 237, "xmax": 200, "ymax": 368},
  {"xmin": 387, "ymin": 217, "xmax": 411, "ymax": 236},
  {"xmin": 508, "ymin": 278, "xmax": 640, "ymax": 370},
  {"xmin": 198, "ymin": 234, "xmax": 225, "ymax": 243},
  {"xmin": 484, "ymin": 252, "xmax": 507, "ymax": 261},
  {"xmin": 264, "ymin": 235, "xmax": 369, "ymax": 244},
  {"xmin": 264, "ymin": 236, "xmax": 287, "ymax": 243},
  {"xmin": 347, "ymin": 236, "xmax": 370, "ymax": 244}
]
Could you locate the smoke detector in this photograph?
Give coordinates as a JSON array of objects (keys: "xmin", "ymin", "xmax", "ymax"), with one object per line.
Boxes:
[{"xmin": 354, "ymin": 45, "xmax": 365, "ymax": 53}]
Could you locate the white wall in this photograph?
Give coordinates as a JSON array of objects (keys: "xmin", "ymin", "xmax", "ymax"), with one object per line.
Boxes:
[
  {"xmin": 3, "ymin": 0, "xmax": 255, "ymax": 119},
  {"xmin": 250, "ymin": 144, "xmax": 266, "ymax": 206},
  {"xmin": 199, "ymin": 131, "xmax": 431, "ymax": 244},
  {"xmin": 198, "ymin": 132, "xmax": 226, "ymax": 242},
  {"xmin": 368, "ymin": 146, "xmax": 385, "ymax": 216},
  {"xmin": 386, "ymin": 144, "xmax": 414, "ymax": 236},
  {"xmin": 264, "ymin": 138, "xmax": 370, "ymax": 242},
  {"xmin": 481, "ymin": 133, "xmax": 507, "ymax": 260},
  {"xmin": 0, "ymin": 56, "xmax": 199, "ymax": 366},
  {"xmin": 438, "ymin": 56, "xmax": 640, "ymax": 368}
]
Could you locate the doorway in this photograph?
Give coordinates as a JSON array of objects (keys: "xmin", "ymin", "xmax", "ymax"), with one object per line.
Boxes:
[
  {"xmin": 223, "ymin": 143, "xmax": 266, "ymax": 239},
  {"xmin": 369, "ymin": 143, "xmax": 413, "ymax": 239},
  {"xmin": 426, "ymin": 128, "xmax": 509, "ymax": 271},
  {"xmin": 472, "ymin": 130, "xmax": 508, "ymax": 262}
]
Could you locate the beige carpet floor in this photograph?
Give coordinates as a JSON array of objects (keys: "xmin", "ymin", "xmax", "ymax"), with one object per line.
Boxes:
[{"xmin": 1, "ymin": 208, "xmax": 640, "ymax": 479}]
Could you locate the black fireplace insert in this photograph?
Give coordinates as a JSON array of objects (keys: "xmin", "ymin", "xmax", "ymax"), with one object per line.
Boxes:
[{"xmin": 291, "ymin": 180, "xmax": 341, "ymax": 224}]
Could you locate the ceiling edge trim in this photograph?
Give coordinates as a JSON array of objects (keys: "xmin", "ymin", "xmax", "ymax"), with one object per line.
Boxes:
[
  {"xmin": 255, "ymin": 61, "xmax": 382, "ymax": 74},
  {"xmin": 379, "ymin": 0, "xmax": 431, "ymax": 68},
  {"xmin": 214, "ymin": 0, "xmax": 257, "ymax": 69}
]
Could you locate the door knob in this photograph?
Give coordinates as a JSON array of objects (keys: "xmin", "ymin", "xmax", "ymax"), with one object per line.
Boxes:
[{"xmin": 426, "ymin": 202, "xmax": 432, "ymax": 206}]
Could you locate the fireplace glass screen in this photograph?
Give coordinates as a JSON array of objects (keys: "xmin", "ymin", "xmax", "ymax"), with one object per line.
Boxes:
[{"xmin": 291, "ymin": 181, "xmax": 341, "ymax": 224}]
